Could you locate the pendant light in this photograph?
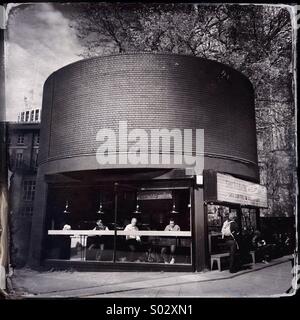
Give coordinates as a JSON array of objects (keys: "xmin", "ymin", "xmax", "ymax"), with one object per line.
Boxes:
[
  {"xmin": 170, "ymin": 190, "xmax": 178, "ymax": 214},
  {"xmin": 170, "ymin": 203, "xmax": 178, "ymax": 214},
  {"xmin": 97, "ymin": 191, "xmax": 105, "ymax": 215},
  {"xmin": 63, "ymin": 200, "xmax": 70, "ymax": 214},
  {"xmin": 133, "ymin": 203, "xmax": 141, "ymax": 215},
  {"xmin": 133, "ymin": 190, "xmax": 141, "ymax": 215},
  {"xmin": 97, "ymin": 202, "xmax": 105, "ymax": 215}
]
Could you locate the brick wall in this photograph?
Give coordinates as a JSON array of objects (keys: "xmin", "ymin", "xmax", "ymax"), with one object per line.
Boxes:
[{"xmin": 39, "ymin": 53, "xmax": 258, "ymax": 177}]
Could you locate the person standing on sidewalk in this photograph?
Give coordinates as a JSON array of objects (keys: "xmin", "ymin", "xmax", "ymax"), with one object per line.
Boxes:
[{"xmin": 221, "ymin": 212, "xmax": 241, "ymax": 273}]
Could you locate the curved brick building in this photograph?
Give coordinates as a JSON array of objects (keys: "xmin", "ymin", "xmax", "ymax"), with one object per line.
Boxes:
[
  {"xmin": 29, "ymin": 53, "xmax": 267, "ymax": 272},
  {"xmin": 39, "ymin": 53, "xmax": 257, "ymax": 179}
]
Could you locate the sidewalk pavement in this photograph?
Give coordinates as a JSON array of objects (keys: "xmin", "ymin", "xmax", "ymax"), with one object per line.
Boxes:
[{"xmin": 9, "ymin": 255, "xmax": 295, "ymax": 298}]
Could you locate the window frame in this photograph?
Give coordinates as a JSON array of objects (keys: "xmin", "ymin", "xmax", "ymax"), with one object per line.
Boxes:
[
  {"xmin": 23, "ymin": 180, "xmax": 36, "ymax": 201},
  {"xmin": 17, "ymin": 133, "xmax": 25, "ymax": 145},
  {"xmin": 15, "ymin": 151, "xmax": 24, "ymax": 168}
]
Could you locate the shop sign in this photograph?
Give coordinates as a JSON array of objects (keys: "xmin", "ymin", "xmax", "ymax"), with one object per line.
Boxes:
[
  {"xmin": 217, "ymin": 173, "xmax": 268, "ymax": 208},
  {"xmin": 137, "ymin": 190, "xmax": 172, "ymax": 200}
]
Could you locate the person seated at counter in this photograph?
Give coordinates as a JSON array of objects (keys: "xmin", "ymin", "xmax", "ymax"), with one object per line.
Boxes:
[
  {"xmin": 161, "ymin": 218, "xmax": 180, "ymax": 264},
  {"xmin": 124, "ymin": 217, "xmax": 141, "ymax": 262},
  {"xmin": 88, "ymin": 219, "xmax": 109, "ymax": 261}
]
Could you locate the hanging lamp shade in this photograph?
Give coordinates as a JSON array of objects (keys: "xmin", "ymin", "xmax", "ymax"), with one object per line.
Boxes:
[
  {"xmin": 97, "ymin": 202, "xmax": 105, "ymax": 215},
  {"xmin": 133, "ymin": 204, "xmax": 141, "ymax": 215},
  {"xmin": 63, "ymin": 200, "xmax": 70, "ymax": 214},
  {"xmin": 170, "ymin": 190, "xmax": 179, "ymax": 214},
  {"xmin": 170, "ymin": 204, "xmax": 178, "ymax": 214}
]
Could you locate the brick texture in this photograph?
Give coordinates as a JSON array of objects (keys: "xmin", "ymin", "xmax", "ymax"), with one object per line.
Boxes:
[{"xmin": 39, "ymin": 53, "xmax": 258, "ymax": 174}]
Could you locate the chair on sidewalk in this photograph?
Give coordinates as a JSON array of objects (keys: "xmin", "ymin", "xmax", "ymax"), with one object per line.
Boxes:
[
  {"xmin": 211, "ymin": 251, "xmax": 255, "ymax": 271},
  {"xmin": 210, "ymin": 253, "xmax": 230, "ymax": 271}
]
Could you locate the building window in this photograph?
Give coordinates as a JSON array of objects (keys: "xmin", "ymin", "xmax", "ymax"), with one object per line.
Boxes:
[
  {"xmin": 20, "ymin": 206, "xmax": 34, "ymax": 217},
  {"xmin": 35, "ymin": 150, "xmax": 39, "ymax": 167},
  {"xmin": 17, "ymin": 133, "xmax": 25, "ymax": 144},
  {"xmin": 23, "ymin": 180, "xmax": 36, "ymax": 201},
  {"xmin": 35, "ymin": 150, "xmax": 39, "ymax": 168},
  {"xmin": 9, "ymin": 151, "xmax": 14, "ymax": 168},
  {"xmin": 20, "ymin": 112, "xmax": 25, "ymax": 122},
  {"xmin": 35, "ymin": 109, "xmax": 40, "ymax": 122},
  {"xmin": 25, "ymin": 111, "xmax": 30, "ymax": 122},
  {"xmin": 16, "ymin": 152, "xmax": 23, "ymax": 168},
  {"xmin": 30, "ymin": 110, "xmax": 35, "ymax": 122},
  {"xmin": 31, "ymin": 149, "xmax": 39, "ymax": 169},
  {"xmin": 34, "ymin": 133, "xmax": 40, "ymax": 145}
]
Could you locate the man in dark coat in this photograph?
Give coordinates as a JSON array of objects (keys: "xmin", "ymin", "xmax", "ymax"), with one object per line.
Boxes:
[{"xmin": 221, "ymin": 212, "xmax": 241, "ymax": 273}]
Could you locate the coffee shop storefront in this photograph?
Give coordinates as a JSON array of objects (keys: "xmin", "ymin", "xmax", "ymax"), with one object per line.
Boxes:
[
  {"xmin": 44, "ymin": 170, "xmax": 195, "ymax": 271},
  {"xmin": 28, "ymin": 53, "xmax": 267, "ymax": 272},
  {"xmin": 40, "ymin": 169, "xmax": 267, "ymax": 272},
  {"xmin": 204, "ymin": 170, "xmax": 268, "ymax": 263}
]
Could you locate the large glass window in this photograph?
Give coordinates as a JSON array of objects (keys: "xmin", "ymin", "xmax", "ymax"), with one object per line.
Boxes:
[
  {"xmin": 115, "ymin": 187, "xmax": 192, "ymax": 265},
  {"xmin": 46, "ymin": 185, "xmax": 115, "ymax": 262},
  {"xmin": 45, "ymin": 183, "xmax": 192, "ymax": 266}
]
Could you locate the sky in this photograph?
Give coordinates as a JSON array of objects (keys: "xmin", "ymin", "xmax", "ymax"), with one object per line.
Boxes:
[{"xmin": 5, "ymin": 3, "xmax": 83, "ymax": 121}]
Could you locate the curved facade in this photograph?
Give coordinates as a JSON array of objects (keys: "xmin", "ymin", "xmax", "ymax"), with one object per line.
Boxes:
[
  {"xmin": 39, "ymin": 53, "xmax": 258, "ymax": 180},
  {"xmin": 29, "ymin": 53, "xmax": 262, "ymax": 270}
]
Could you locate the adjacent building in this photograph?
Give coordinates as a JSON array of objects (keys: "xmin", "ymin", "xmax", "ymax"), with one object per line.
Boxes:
[{"xmin": 8, "ymin": 110, "xmax": 40, "ymax": 266}]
